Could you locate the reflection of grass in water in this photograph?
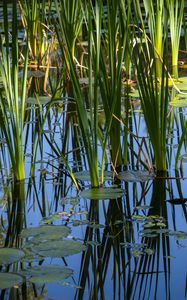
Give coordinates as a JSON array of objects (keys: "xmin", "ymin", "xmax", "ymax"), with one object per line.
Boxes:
[
  {"xmin": 0, "ymin": 0, "xmax": 187, "ymax": 298},
  {"xmin": 75, "ymin": 178, "xmax": 173, "ymax": 299},
  {"xmin": 125, "ymin": 178, "xmax": 171, "ymax": 299}
]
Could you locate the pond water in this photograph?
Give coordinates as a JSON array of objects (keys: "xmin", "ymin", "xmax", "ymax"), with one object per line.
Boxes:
[{"xmin": 0, "ymin": 100, "xmax": 186, "ymax": 300}]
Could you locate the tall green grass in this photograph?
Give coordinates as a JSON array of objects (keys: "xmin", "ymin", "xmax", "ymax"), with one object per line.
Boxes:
[
  {"xmin": 54, "ymin": 0, "xmax": 101, "ymax": 187},
  {"xmin": 135, "ymin": 0, "xmax": 167, "ymax": 79},
  {"xmin": 19, "ymin": 0, "xmax": 50, "ymax": 65},
  {"xmin": 133, "ymin": 34, "xmax": 169, "ymax": 170},
  {"xmin": 0, "ymin": 1, "xmax": 28, "ymax": 181},
  {"xmin": 98, "ymin": 0, "xmax": 132, "ymax": 170},
  {"xmin": 54, "ymin": 0, "xmax": 133, "ymax": 186},
  {"xmin": 166, "ymin": 0, "xmax": 184, "ymax": 78}
]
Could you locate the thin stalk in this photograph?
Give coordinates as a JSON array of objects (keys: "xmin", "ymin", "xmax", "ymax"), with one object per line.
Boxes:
[
  {"xmin": 0, "ymin": 1, "xmax": 28, "ymax": 180},
  {"xmin": 166, "ymin": 0, "xmax": 184, "ymax": 79}
]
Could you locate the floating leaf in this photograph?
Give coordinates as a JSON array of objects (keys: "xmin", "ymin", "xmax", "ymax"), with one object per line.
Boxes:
[
  {"xmin": 74, "ymin": 170, "xmax": 113, "ymax": 181},
  {"xmin": 72, "ymin": 220, "xmax": 89, "ymax": 226},
  {"xmin": 156, "ymin": 222, "xmax": 166, "ymax": 227},
  {"xmin": 136, "ymin": 205, "xmax": 152, "ymax": 210},
  {"xmin": 22, "ymin": 265, "xmax": 73, "ymax": 283},
  {"xmin": 117, "ymin": 170, "xmax": 154, "ymax": 182},
  {"xmin": 168, "ymin": 231, "xmax": 187, "ymax": 241},
  {"xmin": 131, "ymin": 249, "xmax": 142, "ymax": 257},
  {"xmin": 144, "ymin": 222, "xmax": 155, "ymax": 228},
  {"xmin": 168, "ymin": 231, "xmax": 187, "ymax": 237},
  {"xmin": 175, "ymin": 77, "xmax": 187, "ymax": 90},
  {"xmin": 26, "ymin": 96, "xmax": 51, "ymax": 105},
  {"xmin": 88, "ymin": 223, "xmax": 105, "ymax": 229},
  {"xmin": 133, "ymin": 243, "xmax": 148, "ymax": 249},
  {"xmin": 32, "ymin": 240, "xmax": 86, "ymax": 257},
  {"xmin": 132, "ymin": 215, "xmax": 145, "ymax": 222},
  {"xmin": 80, "ymin": 187, "xmax": 123, "ymax": 200},
  {"xmin": 144, "ymin": 248, "xmax": 154, "ymax": 255},
  {"xmin": 170, "ymin": 98, "xmax": 187, "ymax": 107},
  {"xmin": 0, "ymin": 248, "xmax": 25, "ymax": 266},
  {"xmin": 21, "ymin": 225, "xmax": 71, "ymax": 241},
  {"xmin": 141, "ymin": 233, "xmax": 158, "ymax": 238},
  {"xmin": 141, "ymin": 228, "xmax": 169, "ymax": 235},
  {"xmin": 0, "ymin": 273, "xmax": 23, "ymax": 289}
]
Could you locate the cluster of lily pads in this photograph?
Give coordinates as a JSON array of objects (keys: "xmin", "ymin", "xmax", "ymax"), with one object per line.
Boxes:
[{"xmin": 0, "ymin": 225, "xmax": 86, "ymax": 290}]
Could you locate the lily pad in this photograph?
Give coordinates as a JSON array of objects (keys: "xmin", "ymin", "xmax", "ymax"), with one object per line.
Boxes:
[
  {"xmin": 136, "ymin": 205, "xmax": 152, "ymax": 210},
  {"xmin": 175, "ymin": 77, "xmax": 187, "ymax": 91},
  {"xmin": 144, "ymin": 248, "xmax": 154, "ymax": 255},
  {"xmin": 80, "ymin": 187, "xmax": 123, "ymax": 200},
  {"xmin": 0, "ymin": 248, "xmax": 25, "ymax": 266},
  {"xmin": 170, "ymin": 98, "xmax": 187, "ymax": 107},
  {"xmin": 74, "ymin": 170, "xmax": 113, "ymax": 181},
  {"xmin": 32, "ymin": 240, "xmax": 86, "ymax": 257},
  {"xmin": 22, "ymin": 265, "xmax": 73, "ymax": 283},
  {"xmin": 20, "ymin": 225, "xmax": 71, "ymax": 241},
  {"xmin": 26, "ymin": 96, "xmax": 51, "ymax": 105},
  {"xmin": 0, "ymin": 273, "xmax": 23, "ymax": 289},
  {"xmin": 27, "ymin": 70, "xmax": 45, "ymax": 78},
  {"xmin": 131, "ymin": 249, "xmax": 142, "ymax": 257},
  {"xmin": 168, "ymin": 231, "xmax": 187, "ymax": 240},
  {"xmin": 117, "ymin": 170, "xmax": 154, "ymax": 182}
]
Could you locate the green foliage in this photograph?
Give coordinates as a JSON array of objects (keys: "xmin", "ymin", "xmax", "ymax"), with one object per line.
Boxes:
[
  {"xmin": 80, "ymin": 187, "xmax": 123, "ymax": 200},
  {"xmin": 166, "ymin": 0, "xmax": 184, "ymax": 78},
  {"xmin": 0, "ymin": 273, "xmax": 23, "ymax": 289},
  {"xmin": 0, "ymin": 1, "xmax": 28, "ymax": 180},
  {"xmin": 132, "ymin": 1, "xmax": 170, "ymax": 171},
  {"xmin": 0, "ymin": 248, "xmax": 25, "ymax": 265},
  {"xmin": 21, "ymin": 265, "xmax": 73, "ymax": 283}
]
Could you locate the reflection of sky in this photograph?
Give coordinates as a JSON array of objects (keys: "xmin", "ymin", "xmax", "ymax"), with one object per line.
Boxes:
[{"xmin": 4, "ymin": 174, "xmax": 186, "ymax": 299}]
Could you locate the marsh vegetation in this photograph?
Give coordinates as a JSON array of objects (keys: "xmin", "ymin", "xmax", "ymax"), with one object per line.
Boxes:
[{"xmin": 0, "ymin": 1, "xmax": 187, "ymax": 299}]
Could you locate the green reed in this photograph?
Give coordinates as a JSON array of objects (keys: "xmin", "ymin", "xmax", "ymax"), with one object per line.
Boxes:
[
  {"xmin": 166, "ymin": 0, "xmax": 184, "ymax": 79},
  {"xmin": 0, "ymin": 1, "xmax": 28, "ymax": 181},
  {"xmin": 19, "ymin": 0, "xmax": 50, "ymax": 65},
  {"xmin": 132, "ymin": 35, "xmax": 169, "ymax": 171},
  {"xmin": 54, "ymin": 0, "xmax": 101, "ymax": 187},
  {"xmin": 132, "ymin": 1, "xmax": 170, "ymax": 171},
  {"xmin": 135, "ymin": 0, "xmax": 167, "ymax": 79},
  {"xmin": 99, "ymin": 0, "xmax": 132, "ymax": 171}
]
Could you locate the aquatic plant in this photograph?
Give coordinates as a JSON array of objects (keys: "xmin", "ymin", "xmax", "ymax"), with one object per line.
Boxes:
[
  {"xmin": 98, "ymin": 0, "xmax": 132, "ymax": 170},
  {"xmin": 133, "ymin": 40, "xmax": 169, "ymax": 171},
  {"xmin": 0, "ymin": 1, "xmax": 28, "ymax": 181},
  {"xmin": 166, "ymin": 0, "xmax": 184, "ymax": 78},
  {"xmin": 134, "ymin": 0, "xmax": 167, "ymax": 79},
  {"xmin": 19, "ymin": 0, "xmax": 55, "ymax": 94},
  {"xmin": 19, "ymin": 0, "xmax": 50, "ymax": 66},
  {"xmin": 54, "ymin": 0, "xmax": 101, "ymax": 187},
  {"xmin": 132, "ymin": 1, "xmax": 169, "ymax": 171}
]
